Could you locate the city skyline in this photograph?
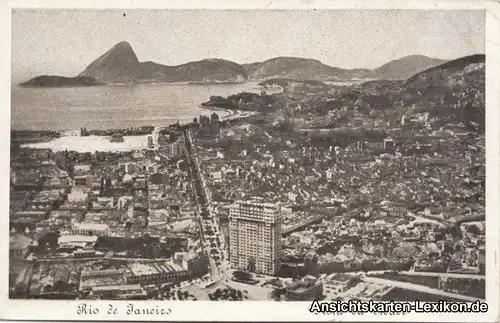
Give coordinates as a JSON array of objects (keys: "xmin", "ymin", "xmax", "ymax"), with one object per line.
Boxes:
[{"xmin": 11, "ymin": 9, "xmax": 484, "ymax": 82}]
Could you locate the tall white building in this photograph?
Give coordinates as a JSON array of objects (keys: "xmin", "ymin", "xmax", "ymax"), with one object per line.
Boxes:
[{"xmin": 229, "ymin": 199, "xmax": 282, "ymax": 275}]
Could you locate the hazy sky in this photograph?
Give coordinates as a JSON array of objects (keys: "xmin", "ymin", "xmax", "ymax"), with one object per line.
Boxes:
[{"xmin": 12, "ymin": 9, "xmax": 484, "ymax": 82}]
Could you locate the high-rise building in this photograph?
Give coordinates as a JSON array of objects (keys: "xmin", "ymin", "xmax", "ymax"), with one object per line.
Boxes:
[
  {"xmin": 229, "ymin": 199, "xmax": 282, "ymax": 275},
  {"xmin": 165, "ymin": 142, "xmax": 180, "ymax": 159},
  {"xmin": 177, "ymin": 134, "xmax": 186, "ymax": 155},
  {"xmin": 211, "ymin": 113, "xmax": 220, "ymax": 135},
  {"xmin": 199, "ymin": 115, "xmax": 210, "ymax": 131}
]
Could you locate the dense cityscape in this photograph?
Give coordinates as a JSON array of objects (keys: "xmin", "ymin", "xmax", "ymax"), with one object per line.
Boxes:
[{"xmin": 9, "ymin": 50, "xmax": 486, "ymax": 302}]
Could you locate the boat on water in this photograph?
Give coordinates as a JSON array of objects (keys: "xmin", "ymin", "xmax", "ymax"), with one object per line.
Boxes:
[{"xmin": 109, "ymin": 133, "xmax": 124, "ymax": 143}]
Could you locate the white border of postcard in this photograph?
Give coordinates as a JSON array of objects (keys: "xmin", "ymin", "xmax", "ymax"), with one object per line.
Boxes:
[{"xmin": 1, "ymin": 0, "xmax": 499, "ymax": 322}]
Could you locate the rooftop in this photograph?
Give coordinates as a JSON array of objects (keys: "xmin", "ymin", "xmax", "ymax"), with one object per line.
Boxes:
[
  {"xmin": 128, "ymin": 261, "xmax": 185, "ymax": 277},
  {"xmin": 81, "ymin": 269, "xmax": 123, "ymax": 278},
  {"xmin": 58, "ymin": 235, "xmax": 98, "ymax": 244},
  {"xmin": 129, "ymin": 263, "xmax": 160, "ymax": 276},
  {"xmin": 73, "ymin": 223, "xmax": 109, "ymax": 231},
  {"xmin": 92, "ymin": 284, "xmax": 142, "ymax": 291}
]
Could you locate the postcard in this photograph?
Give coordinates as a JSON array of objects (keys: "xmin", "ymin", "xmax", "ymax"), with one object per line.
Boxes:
[{"xmin": 1, "ymin": 1, "xmax": 499, "ymax": 322}]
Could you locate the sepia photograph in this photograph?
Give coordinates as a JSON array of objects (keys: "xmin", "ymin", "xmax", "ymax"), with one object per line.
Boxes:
[{"xmin": 2, "ymin": 2, "xmax": 499, "ymax": 322}]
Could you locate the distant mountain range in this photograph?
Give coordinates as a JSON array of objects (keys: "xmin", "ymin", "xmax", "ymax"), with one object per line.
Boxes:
[{"xmin": 21, "ymin": 41, "xmax": 457, "ymax": 87}]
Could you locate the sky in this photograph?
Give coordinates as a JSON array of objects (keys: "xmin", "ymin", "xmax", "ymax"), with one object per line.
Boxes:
[{"xmin": 11, "ymin": 9, "xmax": 485, "ymax": 82}]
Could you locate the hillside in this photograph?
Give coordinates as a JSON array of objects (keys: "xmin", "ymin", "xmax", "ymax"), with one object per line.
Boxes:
[
  {"xmin": 258, "ymin": 78, "xmax": 330, "ymax": 91},
  {"xmin": 202, "ymin": 54, "xmax": 484, "ymax": 131},
  {"xmin": 404, "ymin": 54, "xmax": 485, "ymax": 88},
  {"xmin": 79, "ymin": 41, "xmax": 140, "ymax": 83},
  {"xmin": 19, "ymin": 75, "xmax": 102, "ymax": 87},
  {"xmin": 244, "ymin": 55, "xmax": 448, "ymax": 82},
  {"xmin": 79, "ymin": 42, "xmax": 247, "ymax": 84},
  {"xmin": 243, "ymin": 57, "xmax": 359, "ymax": 81},
  {"xmin": 375, "ymin": 55, "xmax": 446, "ymax": 80},
  {"xmin": 349, "ymin": 54, "xmax": 485, "ymax": 131}
]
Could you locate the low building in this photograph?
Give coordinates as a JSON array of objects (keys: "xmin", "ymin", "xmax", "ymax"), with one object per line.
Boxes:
[
  {"xmin": 92, "ymin": 284, "xmax": 145, "ymax": 298},
  {"xmin": 79, "ymin": 269, "xmax": 125, "ymax": 291},
  {"xmin": 81, "ymin": 269, "xmax": 124, "ymax": 281},
  {"xmin": 13, "ymin": 211, "xmax": 49, "ymax": 222},
  {"xmin": 72, "ymin": 223, "xmax": 109, "ymax": 236},
  {"xmin": 58, "ymin": 234, "xmax": 98, "ymax": 249},
  {"xmin": 73, "ymin": 248, "xmax": 97, "ymax": 258},
  {"xmin": 124, "ymin": 261, "xmax": 187, "ymax": 285},
  {"xmin": 323, "ymin": 274, "xmax": 361, "ymax": 299}
]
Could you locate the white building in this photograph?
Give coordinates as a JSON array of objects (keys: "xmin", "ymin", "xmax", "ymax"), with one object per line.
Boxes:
[
  {"xmin": 72, "ymin": 223, "xmax": 109, "ymax": 236},
  {"xmin": 229, "ymin": 199, "xmax": 282, "ymax": 275},
  {"xmin": 58, "ymin": 234, "xmax": 98, "ymax": 249}
]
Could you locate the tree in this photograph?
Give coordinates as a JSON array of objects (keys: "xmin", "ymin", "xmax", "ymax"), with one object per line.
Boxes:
[
  {"xmin": 233, "ymin": 270, "xmax": 252, "ymax": 281},
  {"xmin": 247, "ymin": 257, "xmax": 256, "ymax": 273},
  {"xmin": 271, "ymin": 288, "xmax": 286, "ymax": 301},
  {"xmin": 467, "ymin": 224, "xmax": 481, "ymax": 235}
]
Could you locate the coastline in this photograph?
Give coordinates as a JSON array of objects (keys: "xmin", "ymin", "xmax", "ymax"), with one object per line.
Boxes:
[
  {"xmin": 14, "ymin": 104, "xmax": 258, "ymax": 152},
  {"xmin": 197, "ymin": 105, "xmax": 236, "ymax": 119},
  {"xmin": 198, "ymin": 105, "xmax": 260, "ymax": 122},
  {"xmin": 14, "ymin": 80, "xmax": 250, "ymax": 88}
]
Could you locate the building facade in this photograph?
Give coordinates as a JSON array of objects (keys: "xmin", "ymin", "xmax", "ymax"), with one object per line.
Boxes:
[
  {"xmin": 124, "ymin": 261, "xmax": 187, "ymax": 285},
  {"xmin": 72, "ymin": 223, "xmax": 109, "ymax": 236},
  {"xmin": 229, "ymin": 199, "xmax": 282, "ymax": 275}
]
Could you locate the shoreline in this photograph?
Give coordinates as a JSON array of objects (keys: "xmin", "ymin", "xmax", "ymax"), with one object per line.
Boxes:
[
  {"xmin": 14, "ymin": 80, "xmax": 252, "ymax": 88},
  {"xmin": 14, "ymin": 104, "xmax": 258, "ymax": 150},
  {"xmin": 197, "ymin": 105, "xmax": 237, "ymax": 120},
  {"xmin": 13, "ymin": 98, "xmax": 258, "ymax": 142},
  {"xmin": 198, "ymin": 105, "xmax": 260, "ymax": 122}
]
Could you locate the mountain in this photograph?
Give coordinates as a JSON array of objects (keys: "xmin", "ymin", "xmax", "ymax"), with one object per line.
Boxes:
[
  {"xmin": 375, "ymin": 55, "xmax": 447, "ymax": 80},
  {"xmin": 404, "ymin": 54, "xmax": 485, "ymax": 88},
  {"xmin": 243, "ymin": 57, "xmax": 361, "ymax": 81},
  {"xmin": 243, "ymin": 55, "xmax": 445, "ymax": 82},
  {"xmin": 79, "ymin": 41, "xmax": 247, "ymax": 84},
  {"xmin": 79, "ymin": 41, "xmax": 140, "ymax": 83},
  {"xmin": 407, "ymin": 54, "xmax": 485, "ymax": 129},
  {"xmin": 19, "ymin": 75, "xmax": 101, "ymax": 87}
]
